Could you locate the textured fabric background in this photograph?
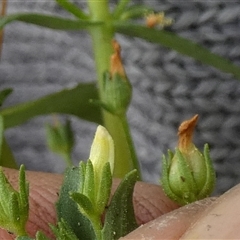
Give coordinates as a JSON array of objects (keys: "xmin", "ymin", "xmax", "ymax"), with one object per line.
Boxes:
[{"xmin": 1, "ymin": 1, "xmax": 240, "ymax": 194}]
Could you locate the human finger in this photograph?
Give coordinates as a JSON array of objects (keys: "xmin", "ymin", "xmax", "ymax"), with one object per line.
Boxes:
[
  {"xmin": 121, "ymin": 197, "xmax": 216, "ymax": 239},
  {"xmin": 182, "ymin": 183, "xmax": 240, "ymax": 239}
]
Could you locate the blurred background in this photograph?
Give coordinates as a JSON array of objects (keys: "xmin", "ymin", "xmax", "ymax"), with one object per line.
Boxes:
[{"xmin": 1, "ymin": 0, "xmax": 240, "ymax": 194}]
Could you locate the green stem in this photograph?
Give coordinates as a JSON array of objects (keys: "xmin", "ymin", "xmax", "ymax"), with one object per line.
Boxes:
[
  {"xmin": 87, "ymin": 1, "xmax": 141, "ymax": 179},
  {"xmin": 120, "ymin": 114, "xmax": 141, "ymax": 177},
  {"xmin": 63, "ymin": 152, "xmax": 73, "ymax": 167}
]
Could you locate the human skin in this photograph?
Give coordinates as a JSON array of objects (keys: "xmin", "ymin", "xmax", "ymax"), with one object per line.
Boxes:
[{"xmin": 1, "ymin": 168, "xmax": 240, "ymax": 239}]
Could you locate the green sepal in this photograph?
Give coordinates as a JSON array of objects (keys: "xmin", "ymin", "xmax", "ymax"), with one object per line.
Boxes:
[
  {"xmin": 102, "ymin": 71, "xmax": 132, "ymax": 116},
  {"xmin": 198, "ymin": 144, "xmax": 216, "ymax": 199},
  {"xmin": 50, "ymin": 218, "xmax": 78, "ymax": 240},
  {"xmin": 9, "ymin": 192, "xmax": 20, "ymax": 223},
  {"xmin": 78, "ymin": 161, "xmax": 86, "ymax": 193},
  {"xmin": 102, "ymin": 169, "xmax": 138, "ymax": 239},
  {"xmin": 70, "ymin": 192, "xmax": 94, "ymax": 217},
  {"xmin": 83, "ymin": 160, "xmax": 95, "ymax": 204},
  {"xmin": 56, "ymin": 167, "xmax": 96, "ymax": 240},
  {"xmin": 96, "ymin": 162, "xmax": 112, "ymax": 215},
  {"xmin": 19, "ymin": 165, "xmax": 29, "ymax": 224},
  {"xmin": 168, "ymin": 149, "xmax": 198, "ymax": 204},
  {"xmin": 161, "ymin": 152, "xmax": 182, "ymax": 204},
  {"xmin": 0, "ymin": 88, "xmax": 13, "ymax": 107}
]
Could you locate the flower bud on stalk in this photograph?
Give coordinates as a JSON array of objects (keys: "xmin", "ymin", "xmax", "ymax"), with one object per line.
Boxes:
[
  {"xmin": 101, "ymin": 40, "xmax": 132, "ymax": 116},
  {"xmin": 161, "ymin": 115, "xmax": 216, "ymax": 205}
]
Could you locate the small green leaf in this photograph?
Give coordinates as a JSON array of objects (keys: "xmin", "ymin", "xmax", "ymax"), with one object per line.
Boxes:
[
  {"xmin": 46, "ymin": 118, "xmax": 74, "ymax": 167},
  {"xmin": 56, "ymin": 167, "xmax": 96, "ymax": 240},
  {"xmin": 55, "ymin": 0, "xmax": 89, "ymax": 20},
  {"xmin": 115, "ymin": 22, "xmax": 240, "ymax": 80},
  {"xmin": 0, "ymin": 88, "xmax": 13, "ymax": 107},
  {"xmin": 70, "ymin": 192, "xmax": 94, "ymax": 217},
  {"xmin": 102, "ymin": 169, "xmax": 138, "ymax": 239},
  {"xmin": 78, "ymin": 161, "xmax": 86, "ymax": 193},
  {"xmin": 1, "ymin": 83, "xmax": 102, "ymax": 129},
  {"xmin": 50, "ymin": 218, "xmax": 78, "ymax": 240},
  {"xmin": 112, "ymin": 0, "xmax": 130, "ymax": 19},
  {"xmin": 96, "ymin": 162, "xmax": 112, "ymax": 214},
  {"xmin": 0, "ymin": 116, "xmax": 18, "ymax": 168},
  {"xmin": 0, "ymin": 13, "xmax": 102, "ymax": 30},
  {"xmin": 83, "ymin": 160, "xmax": 95, "ymax": 204},
  {"xmin": 0, "ymin": 137, "xmax": 18, "ymax": 168},
  {"xmin": 0, "ymin": 165, "xmax": 28, "ymax": 236}
]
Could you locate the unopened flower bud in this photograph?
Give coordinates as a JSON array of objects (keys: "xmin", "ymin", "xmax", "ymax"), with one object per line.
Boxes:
[
  {"xmin": 89, "ymin": 125, "xmax": 114, "ymax": 178},
  {"xmin": 45, "ymin": 117, "xmax": 74, "ymax": 166},
  {"xmin": 102, "ymin": 40, "xmax": 132, "ymax": 116},
  {"xmin": 161, "ymin": 115, "xmax": 216, "ymax": 205}
]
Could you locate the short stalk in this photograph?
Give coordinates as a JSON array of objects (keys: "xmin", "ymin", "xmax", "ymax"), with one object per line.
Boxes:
[{"xmin": 63, "ymin": 153, "xmax": 73, "ymax": 167}]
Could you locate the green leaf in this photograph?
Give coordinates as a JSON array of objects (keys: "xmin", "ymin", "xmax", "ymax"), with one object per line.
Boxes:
[
  {"xmin": 0, "ymin": 13, "xmax": 102, "ymax": 30},
  {"xmin": 55, "ymin": 0, "xmax": 89, "ymax": 20},
  {"xmin": 83, "ymin": 160, "xmax": 95, "ymax": 204},
  {"xmin": 96, "ymin": 162, "xmax": 112, "ymax": 214},
  {"xmin": 56, "ymin": 167, "xmax": 96, "ymax": 240},
  {"xmin": 70, "ymin": 192, "xmax": 94, "ymax": 217},
  {"xmin": 102, "ymin": 169, "xmax": 138, "ymax": 239},
  {"xmin": 0, "ymin": 116, "xmax": 17, "ymax": 168},
  {"xmin": 0, "ymin": 166, "xmax": 28, "ymax": 236},
  {"xmin": 112, "ymin": 0, "xmax": 130, "ymax": 19},
  {"xmin": 114, "ymin": 22, "xmax": 240, "ymax": 80},
  {"xmin": 50, "ymin": 218, "xmax": 78, "ymax": 240},
  {"xmin": 0, "ymin": 88, "xmax": 13, "ymax": 107},
  {"xmin": 1, "ymin": 83, "xmax": 102, "ymax": 129}
]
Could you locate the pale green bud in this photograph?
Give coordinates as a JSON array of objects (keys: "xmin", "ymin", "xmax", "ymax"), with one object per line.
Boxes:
[
  {"xmin": 101, "ymin": 40, "xmax": 132, "ymax": 116},
  {"xmin": 89, "ymin": 125, "xmax": 114, "ymax": 178},
  {"xmin": 161, "ymin": 115, "xmax": 216, "ymax": 205},
  {"xmin": 45, "ymin": 118, "xmax": 74, "ymax": 166}
]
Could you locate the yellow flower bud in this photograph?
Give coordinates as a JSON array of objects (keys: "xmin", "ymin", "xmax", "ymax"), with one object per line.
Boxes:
[{"xmin": 89, "ymin": 125, "xmax": 114, "ymax": 182}]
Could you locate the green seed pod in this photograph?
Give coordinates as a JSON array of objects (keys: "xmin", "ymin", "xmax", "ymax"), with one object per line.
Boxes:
[{"xmin": 161, "ymin": 115, "xmax": 216, "ymax": 205}]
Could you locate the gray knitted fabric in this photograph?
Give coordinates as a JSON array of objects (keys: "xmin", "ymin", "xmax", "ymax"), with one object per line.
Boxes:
[{"xmin": 1, "ymin": 1, "xmax": 240, "ymax": 194}]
